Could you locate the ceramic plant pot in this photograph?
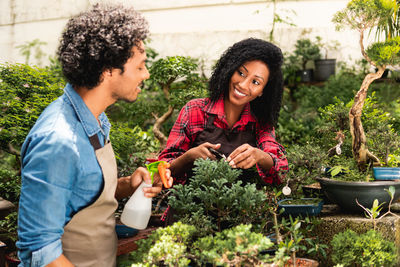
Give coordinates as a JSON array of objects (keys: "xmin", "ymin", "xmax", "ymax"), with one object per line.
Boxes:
[
  {"xmin": 278, "ymin": 198, "xmax": 324, "ymax": 217},
  {"xmin": 317, "ymin": 177, "xmax": 400, "ymax": 212},
  {"xmin": 373, "ymin": 167, "xmax": 400, "ymax": 181},
  {"xmin": 115, "ymin": 224, "xmax": 139, "ymax": 238}
]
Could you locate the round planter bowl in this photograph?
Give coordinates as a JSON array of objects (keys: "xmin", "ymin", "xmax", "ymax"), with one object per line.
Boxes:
[
  {"xmin": 373, "ymin": 167, "xmax": 400, "ymax": 180},
  {"xmin": 317, "ymin": 178, "xmax": 400, "ymax": 212}
]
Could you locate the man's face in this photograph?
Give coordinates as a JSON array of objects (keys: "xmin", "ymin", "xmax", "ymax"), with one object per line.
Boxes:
[{"xmin": 110, "ymin": 41, "xmax": 150, "ymax": 103}]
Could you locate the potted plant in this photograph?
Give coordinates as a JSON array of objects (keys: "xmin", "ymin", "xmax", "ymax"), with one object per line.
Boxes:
[
  {"xmin": 313, "ymin": 36, "xmax": 340, "ymax": 81},
  {"xmin": 278, "ymin": 198, "xmax": 324, "ymax": 217},
  {"xmin": 317, "ymin": 0, "xmax": 400, "ymax": 212},
  {"xmin": 293, "ymin": 38, "xmax": 321, "ymax": 82},
  {"xmin": 167, "ymin": 158, "xmax": 270, "ymax": 234},
  {"xmin": 330, "ymin": 187, "xmax": 398, "ymax": 266},
  {"xmin": 316, "ymin": 97, "xmax": 400, "ymax": 212}
]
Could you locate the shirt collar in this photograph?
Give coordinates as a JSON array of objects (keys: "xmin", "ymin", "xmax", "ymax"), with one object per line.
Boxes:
[
  {"xmin": 64, "ymin": 83, "xmax": 111, "ymax": 138},
  {"xmin": 204, "ymin": 96, "xmax": 257, "ymax": 124}
]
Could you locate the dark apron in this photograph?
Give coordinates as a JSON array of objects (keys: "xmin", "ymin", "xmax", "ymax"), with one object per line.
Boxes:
[
  {"xmin": 193, "ymin": 114, "xmax": 257, "ymax": 158},
  {"xmin": 164, "ymin": 114, "xmax": 258, "ymax": 225}
]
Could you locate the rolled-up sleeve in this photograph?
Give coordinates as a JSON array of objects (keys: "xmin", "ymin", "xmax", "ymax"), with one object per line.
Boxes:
[
  {"xmin": 17, "ymin": 132, "xmax": 79, "ymax": 266},
  {"xmin": 256, "ymin": 124, "xmax": 288, "ymax": 184},
  {"xmin": 159, "ymin": 102, "xmax": 200, "ymax": 163}
]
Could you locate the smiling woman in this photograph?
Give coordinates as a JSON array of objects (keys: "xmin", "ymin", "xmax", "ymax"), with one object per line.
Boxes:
[{"xmin": 159, "ymin": 38, "xmax": 288, "ymax": 187}]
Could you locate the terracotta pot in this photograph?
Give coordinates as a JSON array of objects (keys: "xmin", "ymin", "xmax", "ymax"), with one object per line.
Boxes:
[{"xmin": 285, "ymin": 257, "xmax": 319, "ymax": 267}]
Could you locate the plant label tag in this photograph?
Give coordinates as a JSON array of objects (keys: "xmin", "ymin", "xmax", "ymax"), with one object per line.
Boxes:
[{"xmin": 282, "ymin": 186, "xmax": 291, "ymax": 196}]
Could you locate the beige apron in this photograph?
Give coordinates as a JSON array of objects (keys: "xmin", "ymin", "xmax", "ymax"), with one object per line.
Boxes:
[{"xmin": 62, "ymin": 136, "xmax": 118, "ymax": 267}]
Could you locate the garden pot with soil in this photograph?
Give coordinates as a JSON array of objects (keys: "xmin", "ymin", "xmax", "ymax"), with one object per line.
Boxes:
[
  {"xmin": 278, "ymin": 198, "xmax": 324, "ymax": 216},
  {"xmin": 317, "ymin": 177, "xmax": 400, "ymax": 212}
]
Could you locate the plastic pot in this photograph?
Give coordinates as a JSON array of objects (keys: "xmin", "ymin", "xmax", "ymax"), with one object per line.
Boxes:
[{"xmin": 314, "ymin": 59, "xmax": 336, "ymax": 81}]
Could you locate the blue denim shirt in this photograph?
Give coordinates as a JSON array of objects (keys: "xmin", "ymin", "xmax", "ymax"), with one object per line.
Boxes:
[{"xmin": 17, "ymin": 84, "xmax": 111, "ymax": 267}]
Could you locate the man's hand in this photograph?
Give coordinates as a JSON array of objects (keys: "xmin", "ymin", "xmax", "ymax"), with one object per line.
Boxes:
[
  {"xmin": 116, "ymin": 166, "xmax": 173, "ymax": 199},
  {"xmin": 130, "ymin": 167, "xmax": 173, "ymax": 198}
]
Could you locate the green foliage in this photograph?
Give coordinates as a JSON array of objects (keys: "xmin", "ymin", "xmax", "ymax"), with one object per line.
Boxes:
[
  {"xmin": 0, "ymin": 63, "xmax": 64, "ymax": 156},
  {"xmin": 330, "ymin": 229, "xmax": 359, "ymax": 265},
  {"xmin": 193, "ymin": 224, "xmax": 281, "ymax": 265},
  {"xmin": 107, "ymin": 91, "xmax": 168, "ymax": 129},
  {"xmin": 128, "ymin": 222, "xmax": 197, "ymax": 267},
  {"xmin": 285, "ymin": 143, "xmax": 327, "ymax": 194},
  {"xmin": 331, "ymin": 229, "xmax": 397, "ymax": 267},
  {"xmin": 282, "ymin": 52, "xmax": 302, "ymax": 86},
  {"xmin": 277, "ymin": 216, "xmax": 328, "ymax": 262},
  {"xmin": 149, "ymin": 56, "xmax": 198, "ymax": 86},
  {"xmin": 123, "ymin": 222, "xmax": 287, "ymax": 266},
  {"xmin": 168, "ymin": 159, "xmax": 270, "ymax": 234},
  {"xmin": 278, "ymin": 65, "xmax": 364, "ymax": 147},
  {"xmin": 0, "ymin": 212, "xmax": 18, "ymax": 243},
  {"xmin": 109, "ymin": 122, "xmax": 160, "ymax": 177},
  {"xmin": 0, "ymin": 169, "xmax": 20, "ymax": 204},
  {"xmin": 315, "ymin": 93, "xmax": 400, "ymax": 179},
  {"xmin": 333, "ymin": 0, "xmax": 396, "ymax": 32},
  {"xmin": 294, "ymin": 38, "xmax": 321, "ymax": 70},
  {"xmin": 107, "ymin": 55, "xmax": 207, "ymax": 137},
  {"xmin": 367, "ymin": 36, "xmax": 400, "ymax": 66}
]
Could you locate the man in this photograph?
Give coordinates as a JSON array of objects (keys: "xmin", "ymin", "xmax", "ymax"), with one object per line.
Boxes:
[{"xmin": 16, "ymin": 4, "xmax": 172, "ymax": 267}]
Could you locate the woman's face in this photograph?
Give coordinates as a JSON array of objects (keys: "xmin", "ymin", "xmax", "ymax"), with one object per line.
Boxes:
[{"xmin": 227, "ymin": 60, "xmax": 269, "ymax": 108}]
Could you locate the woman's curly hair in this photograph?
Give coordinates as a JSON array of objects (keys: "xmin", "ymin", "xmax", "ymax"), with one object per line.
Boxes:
[
  {"xmin": 57, "ymin": 4, "xmax": 149, "ymax": 89},
  {"xmin": 209, "ymin": 38, "xmax": 284, "ymax": 126}
]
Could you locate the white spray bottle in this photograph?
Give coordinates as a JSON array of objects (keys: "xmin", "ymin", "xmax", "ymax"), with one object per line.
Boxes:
[{"xmin": 120, "ymin": 181, "xmax": 152, "ymax": 230}]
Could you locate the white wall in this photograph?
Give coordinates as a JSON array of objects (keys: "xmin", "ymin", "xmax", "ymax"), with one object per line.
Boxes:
[{"xmin": 0, "ymin": 0, "xmax": 363, "ymax": 73}]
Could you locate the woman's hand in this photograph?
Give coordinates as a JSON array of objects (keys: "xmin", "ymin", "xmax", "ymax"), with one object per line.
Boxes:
[
  {"xmin": 186, "ymin": 142, "xmax": 221, "ymax": 162},
  {"xmin": 227, "ymin": 144, "xmax": 266, "ymax": 169}
]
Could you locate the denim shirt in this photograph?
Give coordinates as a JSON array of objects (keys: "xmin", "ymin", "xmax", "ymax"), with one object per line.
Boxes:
[{"xmin": 17, "ymin": 84, "xmax": 111, "ymax": 267}]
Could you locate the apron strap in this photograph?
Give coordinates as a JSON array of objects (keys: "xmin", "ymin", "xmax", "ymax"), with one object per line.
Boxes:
[
  {"xmin": 89, "ymin": 134, "xmax": 102, "ymax": 150},
  {"xmin": 206, "ymin": 114, "xmax": 216, "ymax": 129}
]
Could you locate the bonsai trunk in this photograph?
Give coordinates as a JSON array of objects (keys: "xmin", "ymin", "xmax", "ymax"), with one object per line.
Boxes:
[
  {"xmin": 152, "ymin": 80, "xmax": 174, "ymax": 149},
  {"xmin": 152, "ymin": 105, "xmax": 174, "ymax": 149},
  {"xmin": 349, "ymin": 68, "xmax": 384, "ymax": 171},
  {"xmin": 349, "ymin": 29, "xmax": 384, "ymax": 171}
]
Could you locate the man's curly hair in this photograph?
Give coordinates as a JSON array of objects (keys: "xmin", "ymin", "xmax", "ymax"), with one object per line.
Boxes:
[
  {"xmin": 57, "ymin": 4, "xmax": 149, "ymax": 89},
  {"xmin": 209, "ymin": 38, "xmax": 284, "ymax": 126}
]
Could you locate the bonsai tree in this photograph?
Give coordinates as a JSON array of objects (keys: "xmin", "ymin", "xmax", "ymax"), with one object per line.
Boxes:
[
  {"xmin": 293, "ymin": 38, "xmax": 321, "ymax": 71},
  {"xmin": 148, "ymin": 56, "xmax": 207, "ymax": 148},
  {"xmin": 167, "ymin": 158, "xmax": 270, "ymax": 234},
  {"xmin": 333, "ymin": 0, "xmax": 400, "ymax": 170},
  {"xmin": 107, "ymin": 54, "xmax": 208, "ymax": 150}
]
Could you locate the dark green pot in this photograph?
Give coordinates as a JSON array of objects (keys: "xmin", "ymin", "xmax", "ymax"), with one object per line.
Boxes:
[
  {"xmin": 317, "ymin": 178, "xmax": 400, "ymax": 212},
  {"xmin": 314, "ymin": 59, "xmax": 336, "ymax": 81}
]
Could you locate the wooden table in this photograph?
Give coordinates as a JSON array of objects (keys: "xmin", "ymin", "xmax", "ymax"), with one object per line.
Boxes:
[{"xmin": 117, "ymin": 227, "xmax": 158, "ymax": 256}]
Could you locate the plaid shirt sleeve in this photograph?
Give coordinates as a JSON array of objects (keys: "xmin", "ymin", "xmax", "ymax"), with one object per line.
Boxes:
[
  {"xmin": 158, "ymin": 99, "xmax": 206, "ymax": 162},
  {"xmin": 255, "ymin": 123, "xmax": 288, "ymax": 184}
]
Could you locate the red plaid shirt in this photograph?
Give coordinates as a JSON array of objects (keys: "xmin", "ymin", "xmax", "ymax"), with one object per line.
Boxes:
[{"xmin": 158, "ymin": 97, "xmax": 288, "ymax": 184}]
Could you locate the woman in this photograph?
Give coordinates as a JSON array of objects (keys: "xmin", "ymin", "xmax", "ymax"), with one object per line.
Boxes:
[{"xmin": 159, "ymin": 38, "xmax": 288, "ymax": 185}]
